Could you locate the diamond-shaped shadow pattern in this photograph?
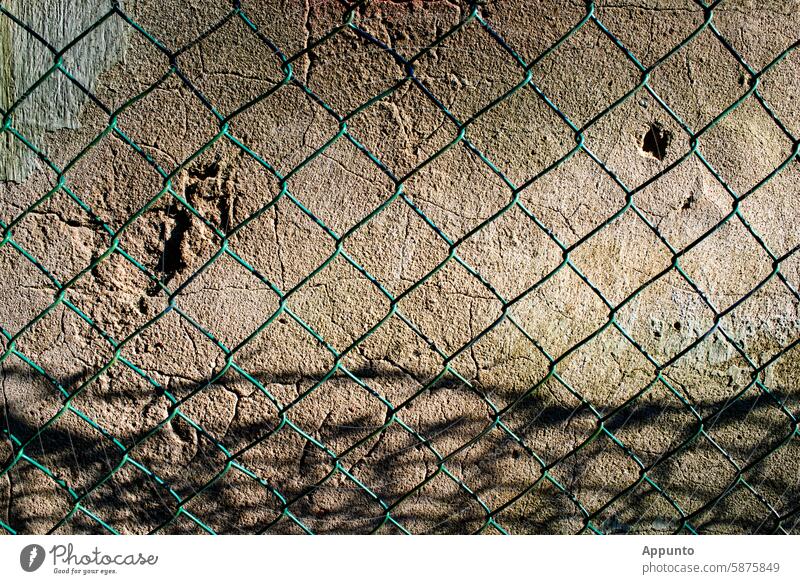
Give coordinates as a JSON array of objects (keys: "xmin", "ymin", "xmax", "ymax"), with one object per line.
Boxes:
[{"xmin": 1, "ymin": 0, "xmax": 799, "ymax": 535}]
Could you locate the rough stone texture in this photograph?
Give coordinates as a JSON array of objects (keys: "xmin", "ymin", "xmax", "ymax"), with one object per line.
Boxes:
[{"xmin": 1, "ymin": 0, "xmax": 799, "ymax": 535}]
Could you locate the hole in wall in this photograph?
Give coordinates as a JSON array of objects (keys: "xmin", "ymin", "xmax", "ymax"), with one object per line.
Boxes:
[
  {"xmin": 188, "ymin": 160, "xmax": 221, "ymax": 181},
  {"xmin": 641, "ymin": 123, "xmax": 672, "ymax": 161},
  {"xmin": 158, "ymin": 208, "xmax": 191, "ymax": 281}
]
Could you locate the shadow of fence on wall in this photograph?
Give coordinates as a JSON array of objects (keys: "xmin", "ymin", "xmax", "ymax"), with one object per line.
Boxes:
[{"xmin": 2, "ymin": 363, "xmax": 799, "ymax": 535}]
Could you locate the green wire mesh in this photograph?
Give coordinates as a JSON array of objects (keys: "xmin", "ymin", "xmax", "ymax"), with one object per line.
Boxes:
[{"xmin": 1, "ymin": 0, "xmax": 799, "ymax": 535}]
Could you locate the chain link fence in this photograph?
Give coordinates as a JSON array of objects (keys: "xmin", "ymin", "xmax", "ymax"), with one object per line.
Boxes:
[{"xmin": 1, "ymin": 0, "xmax": 799, "ymax": 534}]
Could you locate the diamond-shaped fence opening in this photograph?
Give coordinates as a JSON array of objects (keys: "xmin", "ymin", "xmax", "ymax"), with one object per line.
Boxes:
[{"xmin": 1, "ymin": 0, "xmax": 799, "ymax": 535}]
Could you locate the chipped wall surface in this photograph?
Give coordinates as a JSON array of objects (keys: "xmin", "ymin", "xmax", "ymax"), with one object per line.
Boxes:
[{"xmin": 1, "ymin": 0, "xmax": 799, "ymax": 535}]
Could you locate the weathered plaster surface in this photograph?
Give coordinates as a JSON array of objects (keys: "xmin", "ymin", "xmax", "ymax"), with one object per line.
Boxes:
[{"xmin": 1, "ymin": 0, "xmax": 799, "ymax": 534}]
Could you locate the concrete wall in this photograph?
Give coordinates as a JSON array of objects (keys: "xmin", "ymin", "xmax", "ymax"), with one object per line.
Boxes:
[{"xmin": 1, "ymin": 0, "xmax": 799, "ymax": 534}]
